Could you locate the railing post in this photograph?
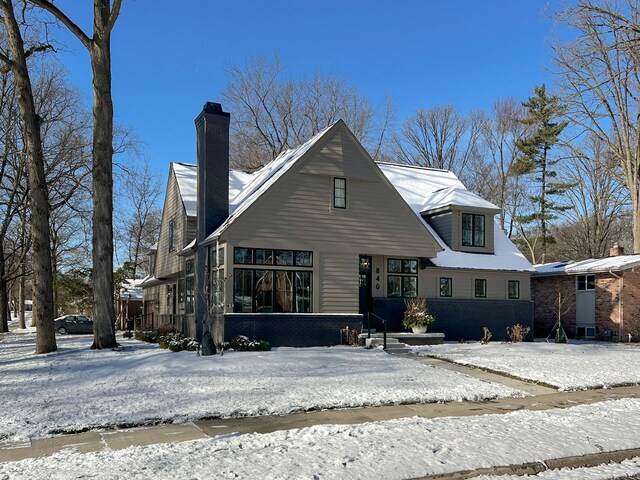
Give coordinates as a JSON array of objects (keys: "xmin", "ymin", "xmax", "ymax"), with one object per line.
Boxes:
[
  {"xmin": 367, "ymin": 312, "xmax": 371, "ymax": 338},
  {"xmin": 383, "ymin": 318, "xmax": 387, "ymax": 350}
]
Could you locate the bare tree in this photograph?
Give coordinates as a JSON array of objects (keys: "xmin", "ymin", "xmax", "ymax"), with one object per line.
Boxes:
[
  {"xmin": 0, "ymin": 0, "xmax": 56, "ymax": 352},
  {"xmin": 221, "ymin": 56, "xmax": 385, "ymax": 170},
  {"xmin": 472, "ymin": 98, "xmax": 529, "ymax": 236},
  {"xmin": 114, "ymin": 159, "xmax": 162, "ymax": 279},
  {"xmin": 393, "ymin": 105, "xmax": 482, "ymax": 179},
  {"xmin": 554, "ymin": 0, "xmax": 640, "ymax": 252},
  {"xmin": 31, "ymin": 0, "xmax": 122, "ymax": 349}
]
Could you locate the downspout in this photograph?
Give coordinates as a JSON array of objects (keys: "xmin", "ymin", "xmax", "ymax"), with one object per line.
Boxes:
[{"xmin": 608, "ymin": 270, "xmax": 623, "ymax": 342}]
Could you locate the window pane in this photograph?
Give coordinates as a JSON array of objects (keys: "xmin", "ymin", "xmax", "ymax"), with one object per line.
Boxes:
[
  {"xmin": 234, "ymin": 247, "xmax": 253, "ymax": 264},
  {"xmin": 475, "ymin": 279, "xmax": 487, "ymax": 298},
  {"xmin": 218, "ymin": 248, "xmax": 225, "ymax": 267},
  {"xmin": 462, "ymin": 214, "xmax": 473, "ymax": 246},
  {"xmin": 387, "ymin": 276, "xmax": 401, "ymax": 297},
  {"xmin": 178, "ymin": 279, "xmax": 185, "ymax": 303},
  {"xmin": 233, "ymin": 269, "xmax": 253, "ymax": 313},
  {"xmin": 255, "ymin": 249, "xmax": 273, "ymax": 265},
  {"xmin": 440, "ymin": 278, "xmax": 452, "ymax": 297},
  {"xmin": 185, "ymin": 259, "xmax": 194, "ymax": 274},
  {"xmin": 185, "ymin": 276, "xmax": 194, "ymax": 314},
  {"xmin": 402, "ymin": 277, "xmax": 417, "ymax": 297},
  {"xmin": 587, "ymin": 274, "xmax": 595, "ymax": 290},
  {"xmin": 334, "ymin": 178, "xmax": 346, "ymax": 208},
  {"xmin": 387, "ymin": 259, "xmax": 401, "ymax": 273},
  {"xmin": 403, "ymin": 259, "xmax": 418, "ymax": 274},
  {"xmin": 295, "ymin": 251, "xmax": 313, "ymax": 267},
  {"xmin": 254, "ymin": 270, "xmax": 273, "ymax": 313},
  {"xmin": 275, "ymin": 250, "xmax": 293, "ymax": 266},
  {"xmin": 508, "ymin": 280, "xmax": 519, "ymax": 299},
  {"xmin": 295, "ymin": 271, "xmax": 312, "ymax": 313},
  {"xmin": 577, "ymin": 275, "xmax": 586, "ymax": 291},
  {"xmin": 274, "ymin": 271, "xmax": 293, "ymax": 312},
  {"xmin": 474, "ymin": 215, "xmax": 485, "ymax": 247}
]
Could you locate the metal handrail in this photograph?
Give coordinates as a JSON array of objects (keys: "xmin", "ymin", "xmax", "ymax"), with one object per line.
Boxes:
[{"xmin": 369, "ymin": 312, "xmax": 388, "ymax": 350}]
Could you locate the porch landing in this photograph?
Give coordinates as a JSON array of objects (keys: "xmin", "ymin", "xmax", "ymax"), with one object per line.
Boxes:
[{"xmin": 359, "ymin": 332, "xmax": 445, "ymax": 352}]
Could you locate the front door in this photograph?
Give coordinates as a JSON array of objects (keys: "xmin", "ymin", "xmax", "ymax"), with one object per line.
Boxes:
[{"xmin": 359, "ymin": 255, "xmax": 372, "ymax": 316}]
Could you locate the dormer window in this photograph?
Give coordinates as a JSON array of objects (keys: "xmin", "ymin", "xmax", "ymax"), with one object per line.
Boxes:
[
  {"xmin": 333, "ymin": 178, "xmax": 346, "ymax": 209},
  {"xmin": 462, "ymin": 213, "xmax": 485, "ymax": 247}
]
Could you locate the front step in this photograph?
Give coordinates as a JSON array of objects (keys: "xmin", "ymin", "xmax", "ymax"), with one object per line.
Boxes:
[{"xmin": 365, "ymin": 336, "xmax": 411, "ymax": 354}]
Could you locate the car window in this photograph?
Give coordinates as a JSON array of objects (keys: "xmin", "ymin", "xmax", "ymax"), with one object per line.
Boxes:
[
  {"xmin": 66, "ymin": 316, "xmax": 76, "ymax": 323},
  {"xmin": 78, "ymin": 316, "xmax": 90, "ymax": 323}
]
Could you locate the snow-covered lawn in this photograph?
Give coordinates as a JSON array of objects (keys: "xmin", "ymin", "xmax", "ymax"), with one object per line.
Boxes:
[
  {"xmin": 0, "ymin": 330, "xmax": 523, "ymax": 446},
  {"xmin": 415, "ymin": 340, "xmax": 640, "ymax": 390},
  {"xmin": 2, "ymin": 398, "xmax": 640, "ymax": 479}
]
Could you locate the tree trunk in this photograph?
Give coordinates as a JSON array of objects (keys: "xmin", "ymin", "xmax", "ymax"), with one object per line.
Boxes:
[
  {"xmin": 0, "ymin": 244, "xmax": 8, "ymax": 333},
  {"xmin": 633, "ymin": 189, "xmax": 640, "ymax": 254},
  {"xmin": 89, "ymin": 14, "xmax": 117, "ymax": 349},
  {"xmin": 18, "ymin": 267, "xmax": 25, "ymax": 329},
  {"xmin": 1, "ymin": 0, "xmax": 56, "ymax": 353}
]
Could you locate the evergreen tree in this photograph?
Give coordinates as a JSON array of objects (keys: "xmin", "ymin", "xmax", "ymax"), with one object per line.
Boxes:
[{"xmin": 513, "ymin": 84, "xmax": 570, "ymax": 263}]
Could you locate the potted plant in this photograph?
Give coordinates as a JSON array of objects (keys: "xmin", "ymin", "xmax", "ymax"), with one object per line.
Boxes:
[{"xmin": 402, "ymin": 297, "xmax": 435, "ymax": 334}]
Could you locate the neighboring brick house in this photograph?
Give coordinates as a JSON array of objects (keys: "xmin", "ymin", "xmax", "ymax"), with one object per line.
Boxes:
[{"xmin": 533, "ymin": 244, "xmax": 640, "ymax": 341}]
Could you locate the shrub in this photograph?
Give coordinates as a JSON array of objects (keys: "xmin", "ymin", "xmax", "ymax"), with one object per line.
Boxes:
[
  {"xmin": 228, "ymin": 335, "xmax": 271, "ymax": 352},
  {"xmin": 481, "ymin": 327, "xmax": 492, "ymax": 344},
  {"xmin": 507, "ymin": 324, "xmax": 530, "ymax": 343},
  {"xmin": 134, "ymin": 330, "xmax": 158, "ymax": 343},
  {"xmin": 401, "ymin": 297, "xmax": 435, "ymax": 330},
  {"xmin": 157, "ymin": 323, "xmax": 177, "ymax": 336}
]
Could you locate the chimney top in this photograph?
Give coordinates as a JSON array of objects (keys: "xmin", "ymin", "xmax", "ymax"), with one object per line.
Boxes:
[
  {"xmin": 610, "ymin": 243, "xmax": 625, "ymax": 257},
  {"xmin": 202, "ymin": 102, "xmax": 230, "ymax": 117}
]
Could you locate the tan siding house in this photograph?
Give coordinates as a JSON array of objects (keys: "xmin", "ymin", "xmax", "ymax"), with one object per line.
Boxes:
[{"xmin": 142, "ymin": 102, "xmax": 534, "ymax": 346}]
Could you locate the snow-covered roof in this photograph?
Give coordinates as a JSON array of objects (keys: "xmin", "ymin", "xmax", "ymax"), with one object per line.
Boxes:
[
  {"xmin": 120, "ymin": 279, "xmax": 144, "ymax": 300},
  {"xmin": 534, "ymin": 255, "xmax": 640, "ymax": 275},
  {"xmin": 378, "ymin": 162, "xmax": 532, "ymax": 272},
  {"xmin": 421, "ymin": 186, "xmax": 500, "ymax": 213},
  {"xmin": 172, "ymin": 163, "xmax": 255, "ymax": 218}
]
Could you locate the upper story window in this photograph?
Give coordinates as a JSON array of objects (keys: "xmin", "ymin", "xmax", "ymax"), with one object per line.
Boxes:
[
  {"xmin": 577, "ymin": 274, "xmax": 595, "ymax": 291},
  {"xmin": 333, "ymin": 177, "xmax": 346, "ymax": 209},
  {"xmin": 462, "ymin": 213, "xmax": 485, "ymax": 247},
  {"xmin": 168, "ymin": 219, "xmax": 176, "ymax": 252}
]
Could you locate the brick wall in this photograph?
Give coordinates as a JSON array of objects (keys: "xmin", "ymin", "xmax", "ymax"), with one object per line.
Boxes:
[
  {"xmin": 531, "ymin": 275, "xmax": 576, "ymax": 337},
  {"xmin": 595, "ymin": 273, "xmax": 620, "ymax": 340}
]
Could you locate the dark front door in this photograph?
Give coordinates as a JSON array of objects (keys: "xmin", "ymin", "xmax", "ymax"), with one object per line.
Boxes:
[{"xmin": 359, "ymin": 255, "xmax": 372, "ymax": 316}]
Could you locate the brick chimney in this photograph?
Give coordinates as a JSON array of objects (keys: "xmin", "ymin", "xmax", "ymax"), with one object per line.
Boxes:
[
  {"xmin": 195, "ymin": 102, "xmax": 230, "ymax": 241},
  {"xmin": 194, "ymin": 102, "xmax": 230, "ymax": 341},
  {"xmin": 609, "ymin": 242, "xmax": 624, "ymax": 257}
]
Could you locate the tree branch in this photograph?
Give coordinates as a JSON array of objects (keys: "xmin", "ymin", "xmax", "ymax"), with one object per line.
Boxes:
[
  {"xmin": 106, "ymin": 0, "xmax": 122, "ymax": 34},
  {"xmin": 28, "ymin": 0, "xmax": 91, "ymax": 48}
]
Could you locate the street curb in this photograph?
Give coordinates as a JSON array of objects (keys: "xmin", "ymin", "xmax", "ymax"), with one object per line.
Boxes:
[{"xmin": 416, "ymin": 447, "xmax": 640, "ymax": 479}]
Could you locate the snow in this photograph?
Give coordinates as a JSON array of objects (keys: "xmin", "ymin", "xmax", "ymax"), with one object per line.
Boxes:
[
  {"xmin": 414, "ymin": 340, "xmax": 640, "ymax": 390},
  {"xmin": 3, "ymin": 330, "xmax": 640, "ymax": 478},
  {"xmin": 378, "ymin": 162, "xmax": 533, "ymax": 272},
  {"xmin": 119, "ymin": 279, "xmax": 144, "ymax": 300},
  {"xmin": 0, "ymin": 330, "xmax": 522, "ymax": 446},
  {"xmin": 535, "ymin": 254, "xmax": 640, "ymax": 275}
]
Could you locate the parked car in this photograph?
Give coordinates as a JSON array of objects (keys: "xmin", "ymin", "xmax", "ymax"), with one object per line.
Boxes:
[{"xmin": 54, "ymin": 315, "xmax": 94, "ymax": 334}]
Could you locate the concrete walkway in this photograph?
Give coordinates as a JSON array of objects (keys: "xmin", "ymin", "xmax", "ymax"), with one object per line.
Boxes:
[{"xmin": 2, "ymin": 353, "xmax": 640, "ymax": 475}]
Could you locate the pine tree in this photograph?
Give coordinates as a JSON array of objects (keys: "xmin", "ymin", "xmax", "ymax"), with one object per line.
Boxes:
[{"xmin": 514, "ymin": 84, "xmax": 570, "ymax": 263}]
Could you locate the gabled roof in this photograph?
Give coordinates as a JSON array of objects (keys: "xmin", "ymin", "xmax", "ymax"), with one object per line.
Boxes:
[
  {"xmin": 378, "ymin": 162, "xmax": 532, "ymax": 272},
  {"xmin": 534, "ymin": 255, "xmax": 640, "ymax": 275},
  {"xmin": 204, "ymin": 123, "xmax": 336, "ymax": 242}
]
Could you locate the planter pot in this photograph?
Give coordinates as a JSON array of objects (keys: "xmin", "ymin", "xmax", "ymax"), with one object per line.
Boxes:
[{"xmin": 411, "ymin": 326, "xmax": 427, "ymax": 334}]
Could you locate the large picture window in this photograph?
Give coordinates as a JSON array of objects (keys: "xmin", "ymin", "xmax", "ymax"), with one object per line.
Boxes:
[
  {"xmin": 234, "ymin": 247, "xmax": 312, "ymax": 267},
  {"xmin": 233, "ymin": 268, "xmax": 312, "ymax": 313},
  {"xmin": 387, "ymin": 258, "xmax": 418, "ymax": 298},
  {"xmin": 462, "ymin": 213, "xmax": 485, "ymax": 247}
]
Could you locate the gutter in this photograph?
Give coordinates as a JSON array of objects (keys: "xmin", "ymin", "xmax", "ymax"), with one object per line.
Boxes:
[{"xmin": 608, "ymin": 269, "xmax": 624, "ymax": 342}]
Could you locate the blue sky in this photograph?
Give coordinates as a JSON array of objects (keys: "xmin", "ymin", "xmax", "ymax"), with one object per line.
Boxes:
[{"xmin": 51, "ymin": 1, "xmax": 556, "ymax": 181}]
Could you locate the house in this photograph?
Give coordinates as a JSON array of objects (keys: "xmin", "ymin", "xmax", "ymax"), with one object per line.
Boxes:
[
  {"xmin": 532, "ymin": 243, "xmax": 640, "ymax": 341},
  {"xmin": 117, "ymin": 279, "xmax": 144, "ymax": 330},
  {"xmin": 141, "ymin": 102, "xmax": 533, "ymax": 346}
]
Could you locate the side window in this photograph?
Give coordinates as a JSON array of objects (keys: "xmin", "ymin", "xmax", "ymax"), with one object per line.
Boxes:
[
  {"xmin": 333, "ymin": 178, "xmax": 346, "ymax": 209},
  {"xmin": 474, "ymin": 279, "xmax": 487, "ymax": 298},
  {"xmin": 508, "ymin": 280, "xmax": 520, "ymax": 299},
  {"xmin": 168, "ymin": 219, "xmax": 176, "ymax": 252},
  {"xmin": 387, "ymin": 258, "xmax": 418, "ymax": 298},
  {"xmin": 439, "ymin": 277, "xmax": 452, "ymax": 297},
  {"xmin": 576, "ymin": 274, "xmax": 595, "ymax": 291},
  {"xmin": 462, "ymin": 213, "xmax": 485, "ymax": 247}
]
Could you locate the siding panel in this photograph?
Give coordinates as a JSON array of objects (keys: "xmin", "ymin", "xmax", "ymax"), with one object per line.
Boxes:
[{"xmin": 320, "ymin": 252, "xmax": 358, "ymax": 312}]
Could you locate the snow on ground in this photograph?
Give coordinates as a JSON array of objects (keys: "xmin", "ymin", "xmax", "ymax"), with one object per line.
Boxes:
[
  {"xmin": 476, "ymin": 457, "xmax": 640, "ymax": 479},
  {"xmin": 0, "ymin": 330, "xmax": 523, "ymax": 446},
  {"xmin": 2, "ymin": 399, "xmax": 640, "ymax": 479},
  {"xmin": 414, "ymin": 340, "xmax": 640, "ymax": 391}
]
